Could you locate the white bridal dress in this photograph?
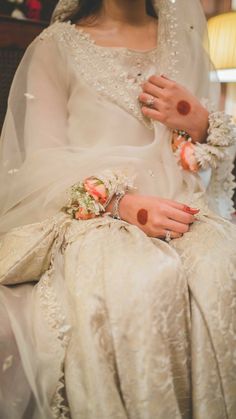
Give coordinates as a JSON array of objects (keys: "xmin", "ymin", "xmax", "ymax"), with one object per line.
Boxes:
[{"xmin": 0, "ymin": 9, "xmax": 236, "ymax": 419}]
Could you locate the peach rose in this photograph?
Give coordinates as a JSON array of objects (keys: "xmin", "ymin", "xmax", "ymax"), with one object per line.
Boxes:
[
  {"xmin": 180, "ymin": 142, "xmax": 199, "ymax": 172},
  {"xmin": 75, "ymin": 207, "xmax": 96, "ymax": 220},
  {"xmin": 171, "ymin": 132, "xmax": 186, "ymax": 152},
  {"xmin": 84, "ymin": 177, "xmax": 108, "ymax": 204}
]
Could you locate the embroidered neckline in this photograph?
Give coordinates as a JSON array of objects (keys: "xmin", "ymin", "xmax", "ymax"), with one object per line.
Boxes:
[
  {"xmin": 40, "ymin": 21, "xmax": 159, "ymax": 129},
  {"xmin": 72, "ymin": 25, "xmax": 158, "ymax": 54},
  {"xmin": 71, "ymin": 23, "xmax": 158, "ymax": 55},
  {"xmin": 40, "ymin": 1, "xmax": 179, "ymax": 129}
]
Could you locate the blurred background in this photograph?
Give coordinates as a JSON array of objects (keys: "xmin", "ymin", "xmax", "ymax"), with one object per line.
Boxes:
[{"xmin": 0, "ymin": 0, "xmax": 236, "ymax": 205}]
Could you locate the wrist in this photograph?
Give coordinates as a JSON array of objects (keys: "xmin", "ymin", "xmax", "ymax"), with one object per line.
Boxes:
[
  {"xmin": 118, "ymin": 193, "xmax": 133, "ymax": 220},
  {"xmin": 188, "ymin": 107, "xmax": 209, "ymax": 144},
  {"xmin": 106, "ymin": 193, "xmax": 130, "ymax": 220}
]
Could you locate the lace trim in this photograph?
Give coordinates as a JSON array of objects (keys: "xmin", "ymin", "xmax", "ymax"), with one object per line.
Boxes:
[
  {"xmin": 38, "ymin": 218, "xmax": 72, "ymax": 418},
  {"xmin": 51, "ymin": 373, "xmax": 71, "ymax": 419},
  {"xmin": 153, "ymin": 0, "xmax": 180, "ymax": 79},
  {"xmin": 51, "ymin": 0, "xmax": 78, "ymax": 23},
  {"xmin": 206, "ymin": 156, "xmax": 236, "ymax": 219},
  {"xmin": 207, "ymin": 111, "xmax": 235, "ymax": 147},
  {"xmin": 195, "ymin": 111, "xmax": 236, "ymax": 217}
]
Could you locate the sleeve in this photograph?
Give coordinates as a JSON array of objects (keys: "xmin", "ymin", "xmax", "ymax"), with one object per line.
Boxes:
[
  {"xmin": 24, "ymin": 35, "xmax": 69, "ymax": 153},
  {"xmin": 172, "ymin": 111, "xmax": 236, "ymax": 218},
  {"xmin": 195, "ymin": 111, "xmax": 236, "ymax": 218},
  {"xmin": 0, "ymin": 31, "xmax": 69, "ymax": 233},
  {"xmin": 0, "ymin": 27, "xmax": 138, "ymax": 234}
]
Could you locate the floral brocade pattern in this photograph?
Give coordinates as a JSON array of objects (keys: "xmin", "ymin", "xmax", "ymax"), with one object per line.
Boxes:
[
  {"xmin": 33, "ymin": 211, "xmax": 236, "ymax": 418},
  {"xmin": 61, "ymin": 217, "xmax": 192, "ymax": 418}
]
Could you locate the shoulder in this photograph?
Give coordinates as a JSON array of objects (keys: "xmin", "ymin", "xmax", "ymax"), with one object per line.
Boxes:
[
  {"xmin": 20, "ymin": 22, "xmax": 74, "ymax": 76},
  {"xmin": 38, "ymin": 21, "xmax": 75, "ymax": 44},
  {"xmin": 27, "ymin": 22, "xmax": 75, "ymax": 64},
  {"xmin": 33, "ymin": 21, "xmax": 85, "ymax": 61},
  {"xmin": 38, "ymin": 21, "xmax": 92, "ymax": 53}
]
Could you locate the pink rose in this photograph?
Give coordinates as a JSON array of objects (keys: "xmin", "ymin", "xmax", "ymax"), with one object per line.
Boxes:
[
  {"xmin": 180, "ymin": 142, "xmax": 199, "ymax": 172},
  {"xmin": 84, "ymin": 177, "xmax": 108, "ymax": 204}
]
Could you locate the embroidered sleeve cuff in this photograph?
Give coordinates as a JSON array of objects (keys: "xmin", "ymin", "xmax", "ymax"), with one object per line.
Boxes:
[
  {"xmin": 173, "ymin": 111, "xmax": 236, "ymax": 172},
  {"xmin": 206, "ymin": 111, "xmax": 235, "ymax": 148}
]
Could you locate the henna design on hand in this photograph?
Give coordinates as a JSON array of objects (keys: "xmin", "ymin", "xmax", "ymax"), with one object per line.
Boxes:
[
  {"xmin": 177, "ymin": 100, "xmax": 191, "ymax": 116},
  {"xmin": 137, "ymin": 209, "xmax": 148, "ymax": 225}
]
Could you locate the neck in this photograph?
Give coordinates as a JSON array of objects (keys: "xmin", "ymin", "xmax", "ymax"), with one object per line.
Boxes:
[{"xmin": 100, "ymin": 0, "xmax": 148, "ymax": 26}]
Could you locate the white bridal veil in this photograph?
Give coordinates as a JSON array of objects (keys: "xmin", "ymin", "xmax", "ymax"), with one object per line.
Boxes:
[{"xmin": 0, "ymin": 0, "xmax": 233, "ymax": 238}]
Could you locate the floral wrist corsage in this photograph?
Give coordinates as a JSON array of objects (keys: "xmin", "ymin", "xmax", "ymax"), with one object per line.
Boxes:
[
  {"xmin": 172, "ymin": 130, "xmax": 199, "ymax": 172},
  {"xmin": 63, "ymin": 177, "xmax": 108, "ymax": 220},
  {"xmin": 172, "ymin": 111, "xmax": 235, "ymax": 173},
  {"xmin": 63, "ymin": 169, "xmax": 135, "ymax": 220}
]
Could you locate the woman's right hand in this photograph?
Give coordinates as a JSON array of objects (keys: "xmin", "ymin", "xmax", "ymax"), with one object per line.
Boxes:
[{"xmin": 111, "ymin": 194, "xmax": 199, "ymax": 239}]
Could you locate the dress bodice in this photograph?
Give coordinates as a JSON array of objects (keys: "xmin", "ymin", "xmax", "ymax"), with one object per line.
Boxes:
[
  {"xmin": 40, "ymin": 22, "xmax": 160, "ymax": 149},
  {"xmin": 39, "ymin": 21, "xmax": 203, "ymax": 203}
]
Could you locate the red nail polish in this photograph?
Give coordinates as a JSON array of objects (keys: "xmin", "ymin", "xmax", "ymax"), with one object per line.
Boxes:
[
  {"xmin": 189, "ymin": 209, "xmax": 200, "ymax": 214},
  {"xmin": 183, "ymin": 206, "xmax": 200, "ymax": 214}
]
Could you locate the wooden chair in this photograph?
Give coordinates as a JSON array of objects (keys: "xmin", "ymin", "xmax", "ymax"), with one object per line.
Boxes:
[{"xmin": 0, "ymin": 15, "xmax": 46, "ymax": 131}]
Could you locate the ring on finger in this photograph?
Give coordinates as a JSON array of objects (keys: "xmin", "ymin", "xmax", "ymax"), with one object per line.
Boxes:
[
  {"xmin": 165, "ymin": 230, "xmax": 172, "ymax": 243},
  {"xmin": 146, "ymin": 96, "xmax": 155, "ymax": 108}
]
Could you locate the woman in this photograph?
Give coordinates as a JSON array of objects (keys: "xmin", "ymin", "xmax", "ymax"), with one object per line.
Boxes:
[{"xmin": 0, "ymin": 0, "xmax": 235, "ymax": 418}]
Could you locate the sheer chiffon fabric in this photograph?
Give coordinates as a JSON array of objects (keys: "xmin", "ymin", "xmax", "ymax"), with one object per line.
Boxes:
[{"xmin": 0, "ymin": 1, "xmax": 236, "ymax": 418}]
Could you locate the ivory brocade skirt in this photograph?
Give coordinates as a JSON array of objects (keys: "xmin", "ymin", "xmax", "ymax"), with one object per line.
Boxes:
[{"xmin": 0, "ymin": 207, "xmax": 236, "ymax": 419}]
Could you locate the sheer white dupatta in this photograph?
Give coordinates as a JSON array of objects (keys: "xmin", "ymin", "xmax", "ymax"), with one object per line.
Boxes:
[{"xmin": 0, "ymin": 0, "xmax": 234, "ymax": 241}]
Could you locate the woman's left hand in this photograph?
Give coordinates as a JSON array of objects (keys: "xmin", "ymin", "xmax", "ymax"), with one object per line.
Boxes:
[{"xmin": 139, "ymin": 75, "xmax": 209, "ymax": 143}]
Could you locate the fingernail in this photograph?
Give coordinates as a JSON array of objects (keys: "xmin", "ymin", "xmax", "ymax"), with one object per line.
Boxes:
[
  {"xmin": 183, "ymin": 205, "xmax": 191, "ymax": 211},
  {"xmin": 183, "ymin": 206, "xmax": 200, "ymax": 214},
  {"xmin": 189, "ymin": 209, "xmax": 200, "ymax": 214}
]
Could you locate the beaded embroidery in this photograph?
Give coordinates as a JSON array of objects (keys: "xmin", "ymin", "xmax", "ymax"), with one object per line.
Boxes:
[
  {"xmin": 40, "ymin": 0, "xmax": 179, "ymax": 129},
  {"xmin": 40, "ymin": 22, "xmax": 159, "ymax": 129},
  {"xmin": 51, "ymin": 0, "xmax": 180, "ymax": 84}
]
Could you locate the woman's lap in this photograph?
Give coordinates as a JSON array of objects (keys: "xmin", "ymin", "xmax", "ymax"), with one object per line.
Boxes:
[
  {"xmin": 61, "ymin": 214, "xmax": 236, "ymax": 418},
  {"xmin": 0, "ymin": 213, "xmax": 235, "ymax": 418},
  {"xmin": 170, "ymin": 213, "xmax": 236, "ymax": 418},
  {"xmin": 62, "ymin": 219, "xmax": 191, "ymax": 418}
]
